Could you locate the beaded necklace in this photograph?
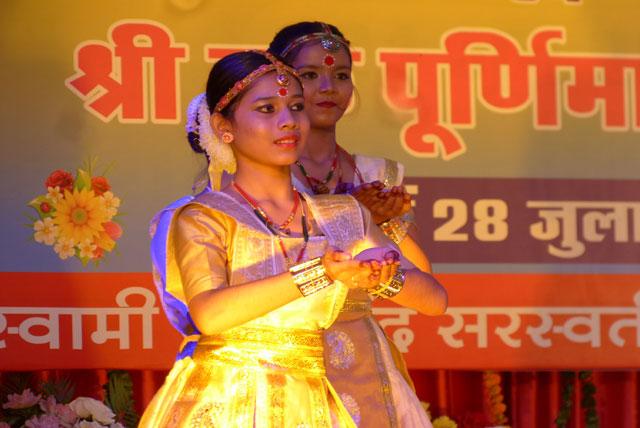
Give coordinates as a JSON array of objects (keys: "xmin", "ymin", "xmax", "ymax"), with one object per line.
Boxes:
[
  {"xmin": 296, "ymin": 145, "xmax": 365, "ymax": 195},
  {"xmin": 295, "ymin": 149, "xmax": 339, "ymax": 194},
  {"xmin": 232, "ymin": 181, "xmax": 309, "ymax": 267}
]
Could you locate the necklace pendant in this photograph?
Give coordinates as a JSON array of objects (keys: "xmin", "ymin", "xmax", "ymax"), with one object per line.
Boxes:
[{"xmin": 313, "ymin": 184, "xmax": 330, "ymax": 194}]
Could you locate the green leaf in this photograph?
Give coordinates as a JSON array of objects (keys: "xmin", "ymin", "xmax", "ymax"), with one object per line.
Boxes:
[
  {"xmin": 555, "ymin": 415, "xmax": 568, "ymax": 428},
  {"xmin": 579, "ymin": 371, "xmax": 592, "ymax": 381},
  {"xmin": 41, "ymin": 377, "xmax": 75, "ymax": 404},
  {"xmin": 75, "ymin": 168, "xmax": 92, "ymax": 191},
  {"xmin": 3, "ymin": 414, "xmax": 24, "ymax": 427},
  {"xmin": 582, "ymin": 383, "xmax": 596, "ymax": 395},
  {"xmin": 0, "ymin": 373, "xmax": 33, "ymax": 403},
  {"xmin": 104, "ymin": 370, "xmax": 139, "ymax": 428},
  {"xmin": 27, "ymin": 195, "xmax": 55, "ymax": 218}
]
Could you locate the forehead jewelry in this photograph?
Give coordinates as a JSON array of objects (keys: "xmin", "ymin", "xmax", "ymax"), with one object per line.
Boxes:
[
  {"xmin": 264, "ymin": 51, "xmax": 292, "ymax": 97},
  {"xmin": 276, "ymin": 72, "xmax": 290, "ymax": 97},
  {"xmin": 214, "ymin": 50, "xmax": 298, "ymax": 112},
  {"xmin": 279, "ymin": 23, "xmax": 350, "ymax": 59},
  {"xmin": 320, "ymin": 37, "xmax": 341, "ymax": 52}
]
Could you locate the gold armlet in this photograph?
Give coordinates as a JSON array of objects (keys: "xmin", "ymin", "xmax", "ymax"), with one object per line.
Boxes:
[{"xmin": 290, "ymin": 257, "xmax": 333, "ymax": 297}]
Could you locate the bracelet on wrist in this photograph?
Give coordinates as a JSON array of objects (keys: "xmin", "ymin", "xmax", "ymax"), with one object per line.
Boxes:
[
  {"xmin": 378, "ymin": 218, "xmax": 408, "ymax": 245},
  {"xmin": 369, "ymin": 268, "xmax": 406, "ymax": 299},
  {"xmin": 290, "ymin": 257, "xmax": 333, "ymax": 297}
]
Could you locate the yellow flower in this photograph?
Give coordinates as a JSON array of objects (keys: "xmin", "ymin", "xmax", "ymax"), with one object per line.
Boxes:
[
  {"xmin": 95, "ymin": 230, "xmax": 116, "ymax": 252},
  {"xmin": 54, "ymin": 188, "xmax": 109, "ymax": 244},
  {"xmin": 53, "ymin": 238, "xmax": 76, "ymax": 260},
  {"xmin": 33, "ymin": 217, "xmax": 58, "ymax": 245}
]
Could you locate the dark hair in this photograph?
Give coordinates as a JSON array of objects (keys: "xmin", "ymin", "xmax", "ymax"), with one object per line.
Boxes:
[
  {"xmin": 187, "ymin": 50, "xmax": 301, "ymax": 156},
  {"xmin": 268, "ymin": 21, "xmax": 351, "ymax": 65},
  {"xmin": 205, "ymin": 51, "xmax": 274, "ymax": 117},
  {"xmin": 185, "ymin": 52, "xmax": 273, "ymax": 157},
  {"xmin": 187, "ymin": 127, "xmax": 204, "ymax": 155}
]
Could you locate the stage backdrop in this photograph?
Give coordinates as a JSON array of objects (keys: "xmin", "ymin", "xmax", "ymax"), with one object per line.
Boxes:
[{"xmin": 1, "ymin": 0, "xmax": 639, "ymax": 371}]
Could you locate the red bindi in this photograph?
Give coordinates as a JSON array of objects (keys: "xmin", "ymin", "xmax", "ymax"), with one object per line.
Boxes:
[{"xmin": 323, "ymin": 54, "xmax": 335, "ymax": 67}]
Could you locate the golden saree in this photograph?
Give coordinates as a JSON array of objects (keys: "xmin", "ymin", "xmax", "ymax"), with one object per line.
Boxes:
[
  {"xmin": 295, "ymin": 157, "xmax": 432, "ymax": 427},
  {"xmin": 142, "ymin": 192, "xmax": 367, "ymax": 427}
]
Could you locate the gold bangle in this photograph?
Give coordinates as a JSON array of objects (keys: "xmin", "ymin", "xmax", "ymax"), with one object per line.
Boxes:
[
  {"xmin": 290, "ymin": 257, "xmax": 333, "ymax": 297},
  {"xmin": 369, "ymin": 268, "xmax": 406, "ymax": 299},
  {"xmin": 378, "ymin": 218, "xmax": 409, "ymax": 245}
]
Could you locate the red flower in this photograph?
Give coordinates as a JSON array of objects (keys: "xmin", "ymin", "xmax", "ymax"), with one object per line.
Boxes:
[
  {"xmin": 93, "ymin": 247, "xmax": 104, "ymax": 260},
  {"xmin": 40, "ymin": 202, "xmax": 51, "ymax": 213},
  {"xmin": 103, "ymin": 221, "xmax": 123, "ymax": 240},
  {"xmin": 45, "ymin": 170, "xmax": 74, "ymax": 192},
  {"xmin": 91, "ymin": 176, "xmax": 111, "ymax": 195}
]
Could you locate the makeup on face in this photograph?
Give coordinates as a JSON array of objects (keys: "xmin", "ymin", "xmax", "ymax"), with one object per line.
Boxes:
[
  {"xmin": 291, "ymin": 43, "xmax": 353, "ymax": 128},
  {"xmin": 225, "ymin": 72, "xmax": 310, "ymax": 168}
]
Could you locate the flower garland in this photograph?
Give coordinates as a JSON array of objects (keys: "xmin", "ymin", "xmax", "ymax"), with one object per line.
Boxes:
[
  {"xmin": 483, "ymin": 370, "xmax": 509, "ymax": 426},
  {"xmin": 26, "ymin": 159, "xmax": 123, "ymax": 265},
  {"xmin": 185, "ymin": 93, "xmax": 236, "ymax": 190},
  {"xmin": 555, "ymin": 371, "xmax": 599, "ymax": 428}
]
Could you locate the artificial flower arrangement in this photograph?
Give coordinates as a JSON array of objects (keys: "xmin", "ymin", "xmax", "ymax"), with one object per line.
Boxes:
[
  {"xmin": 27, "ymin": 160, "xmax": 123, "ymax": 265},
  {"xmin": 422, "ymin": 401, "xmax": 459, "ymax": 428},
  {"xmin": 1, "ymin": 391, "xmax": 122, "ymax": 428},
  {"xmin": 0, "ymin": 372, "xmax": 138, "ymax": 428}
]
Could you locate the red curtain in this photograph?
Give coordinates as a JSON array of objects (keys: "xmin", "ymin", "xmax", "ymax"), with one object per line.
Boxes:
[{"xmin": 3, "ymin": 369, "xmax": 638, "ymax": 427}]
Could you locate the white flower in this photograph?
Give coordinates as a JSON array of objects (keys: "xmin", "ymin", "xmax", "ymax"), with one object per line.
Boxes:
[
  {"xmin": 100, "ymin": 192, "xmax": 120, "ymax": 219},
  {"xmin": 69, "ymin": 397, "xmax": 115, "ymax": 425},
  {"xmin": 54, "ymin": 237, "xmax": 76, "ymax": 260},
  {"xmin": 77, "ymin": 240, "xmax": 97, "ymax": 259},
  {"xmin": 34, "ymin": 218, "xmax": 58, "ymax": 246},
  {"xmin": 47, "ymin": 186, "xmax": 64, "ymax": 203},
  {"xmin": 109, "ymin": 423, "xmax": 125, "ymax": 428}
]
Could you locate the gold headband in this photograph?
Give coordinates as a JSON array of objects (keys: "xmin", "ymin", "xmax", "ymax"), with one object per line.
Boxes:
[
  {"xmin": 279, "ymin": 24, "xmax": 350, "ymax": 59},
  {"xmin": 213, "ymin": 51, "xmax": 299, "ymax": 113}
]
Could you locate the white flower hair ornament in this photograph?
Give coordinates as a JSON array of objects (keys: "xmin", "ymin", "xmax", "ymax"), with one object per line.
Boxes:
[{"xmin": 185, "ymin": 93, "xmax": 236, "ymax": 191}]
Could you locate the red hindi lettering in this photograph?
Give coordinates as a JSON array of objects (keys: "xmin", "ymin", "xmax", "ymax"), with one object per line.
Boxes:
[
  {"xmin": 445, "ymin": 30, "xmax": 530, "ymax": 119},
  {"xmin": 66, "ymin": 20, "xmax": 189, "ymax": 123},
  {"xmin": 378, "ymin": 27, "xmax": 639, "ymax": 160},
  {"xmin": 378, "ymin": 50, "xmax": 465, "ymax": 159}
]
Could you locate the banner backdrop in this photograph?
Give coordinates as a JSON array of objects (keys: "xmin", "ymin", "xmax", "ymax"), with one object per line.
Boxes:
[{"xmin": 1, "ymin": 0, "xmax": 639, "ymax": 370}]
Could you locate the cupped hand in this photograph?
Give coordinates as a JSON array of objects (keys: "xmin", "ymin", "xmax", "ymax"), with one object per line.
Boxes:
[
  {"xmin": 322, "ymin": 247, "xmax": 382, "ymax": 290},
  {"xmin": 352, "ymin": 182, "xmax": 412, "ymax": 224},
  {"xmin": 354, "ymin": 247, "xmax": 401, "ymax": 285}
]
